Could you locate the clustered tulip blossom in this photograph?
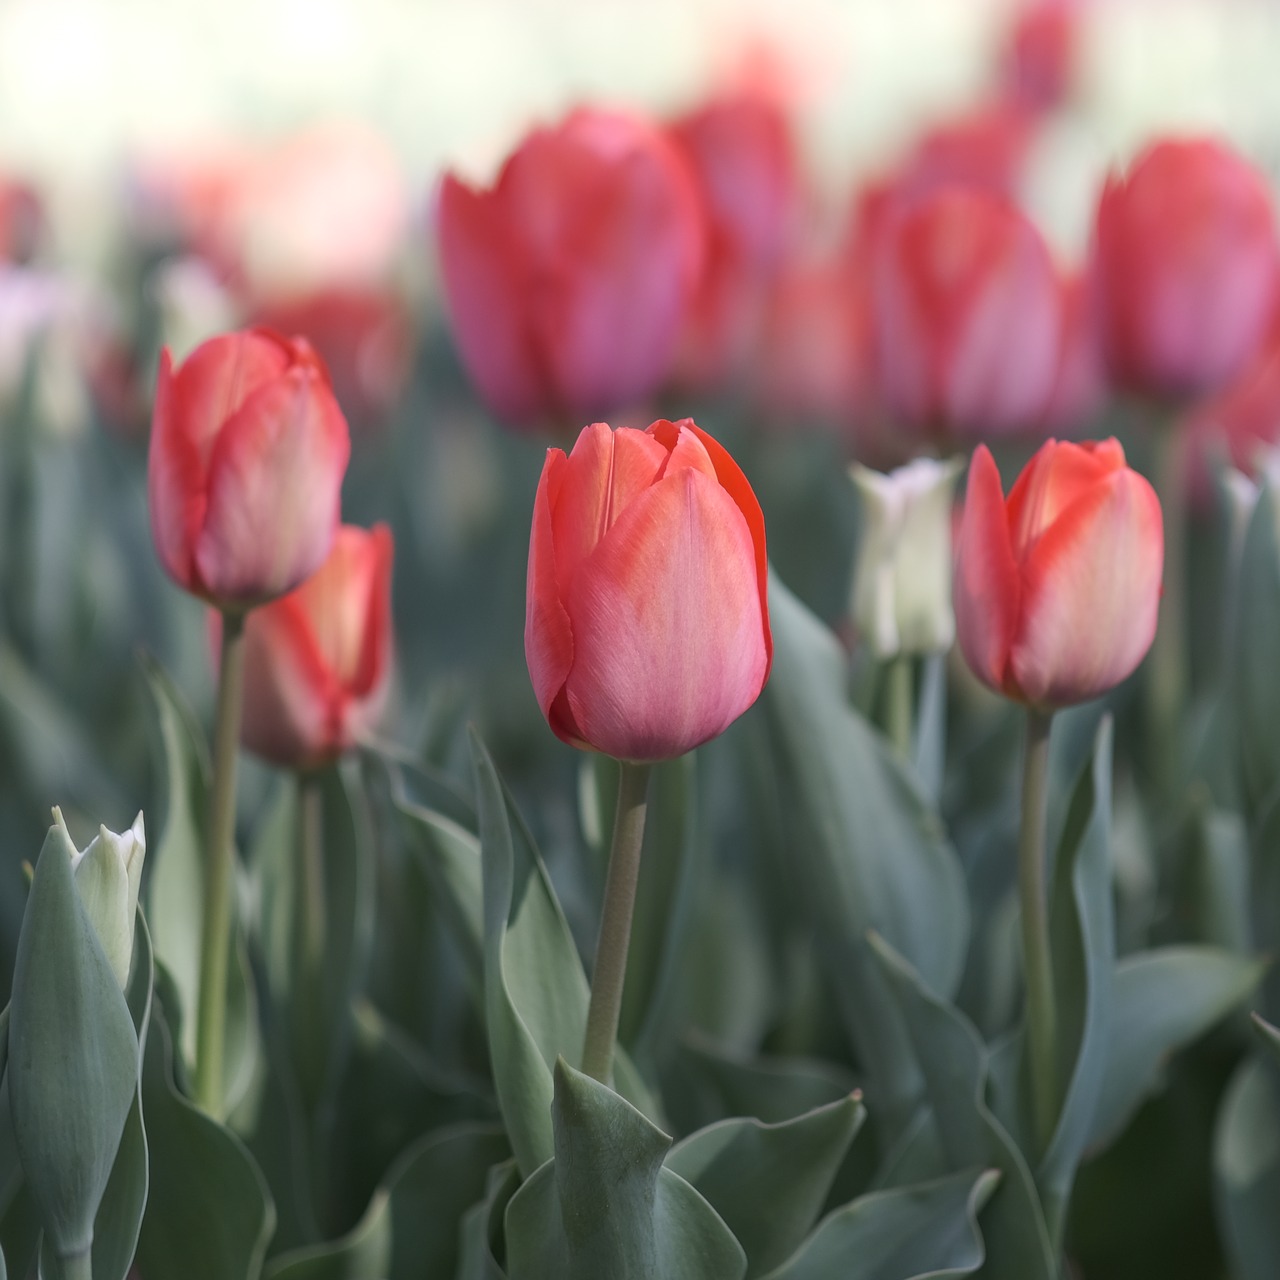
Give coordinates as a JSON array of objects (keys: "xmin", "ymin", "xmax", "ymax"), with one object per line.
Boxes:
[
  {"xmin": 148, "ymin": 327, "xmax": 351, "ymax": 608},
  {"xmin": 953, "ymin": 439, "xmax": 1164, "ymax": 708},
  {"xmin": 437, "ymin": 108, "xmax": 705, "ymax": 427},
  {"xmin": 525, "ymin": 418, "xmax": 771, "ymax": 762}
]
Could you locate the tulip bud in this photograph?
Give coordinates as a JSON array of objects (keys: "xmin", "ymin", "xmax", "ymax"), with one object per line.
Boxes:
[
  {"xmin": 66, "ymin": 809, "xmax": 147, "ymax": 989},
  {"xmin": 437, "ymin": 108, "xmax": 705, "ymax": 427},
  {"xmin": 148, "ymin": 326, "xmax": 351, "ymax": 609},
  {"xmin": 869, "ymin": 186, "xmax": 1063, "ymax": 440},
  {"xmin": 1093, "ymin": 137, "xmax": 1280, "ymax": 401},
  {"xmin": 526, "ymin": 418, "xmax": 771, "ymax": 761},
  {"xmin": 953, "ymin": 439, "xmax": 1163, "ymax": 708},
  {"xmin": 850, "ymin": 457, "xmax": 963, "ymax": 659},
  {"xmin": 226, "ymin": 522, "xmax": 395, "ymax": 769}
]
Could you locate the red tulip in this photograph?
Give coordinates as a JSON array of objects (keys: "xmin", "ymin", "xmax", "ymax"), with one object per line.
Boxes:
[
  {"xmin": 999, "ymin": 0, "xmax": 1078, "ymax": 114},
  {"xmin": 869, "ymin": 186, "xmax": 1063, "ymax": 439},
  {"xmin": 526, "ymin": 418, "xmax": 770, "ymax": 761},
  {"xmin": 230, "ymin": 523, "xmax": 394, "ymax": 769},
  {"xmin": 1093, "ymin": 137, "xmax": 1280, "ymax": 401},
  {"xmin": 437, "ymin": 108, "xmax": 705, "ymax": 427},
  {"xmin": 954, "ymin": 439, "xmax": 1163, "ymax": 708},
  {"xmin": 148, "ymin": 327, "xmax": 351, "ymax": 608},
  {"xmin": 1042, "ymin": 269, "xmax": 1106, "ymax": 433}
]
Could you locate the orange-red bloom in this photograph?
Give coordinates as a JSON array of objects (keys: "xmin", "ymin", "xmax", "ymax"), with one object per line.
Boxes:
[
  {"xmin": 954, "ymin": 439, "xmax": 1163, "ymax": 708},
  {"xmin": 233, "ymin": 523, "xmax": 394, "ymax": 769},
  {"xmin": 148, "ymin": 327, "xmax": 350, "ymax": 608},
  {"xmin": 437, "ymin": 109, "xmax": 705, "ymax": 427},
  {"xmin": 526, "ymin": 418, "xmax": 770, "ymax": 762},
  {"xmin": 1093, "ymin": 137, "xmax": 1279, "ymax": 401}
]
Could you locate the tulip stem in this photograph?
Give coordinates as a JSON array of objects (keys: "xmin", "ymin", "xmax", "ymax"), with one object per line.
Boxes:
[
  {"xmin": 1018, "ymin": 707, "xmax": 1057, "ymax": 1156},
  {"xmin": 884, "ymin": 655, "xmax": 914, "ymax": 757},
  {"xmin": 581, "ymin": 760, "xmax": 651, "ymax": 1085},
  {"xmin": 292, "ymin": 771, "xmax": 328, "ymax": 1105},
  {"xmin": 61, "ymin": 1250, "xmax": 91, "ymax": 1280},
  {"xmin": 194, "ymin": 609, "xmax": 247, "ymax": 1117},
  {"xmin": 1149, "ymin": 421, "xmax": 1188, "ymax": 786}
]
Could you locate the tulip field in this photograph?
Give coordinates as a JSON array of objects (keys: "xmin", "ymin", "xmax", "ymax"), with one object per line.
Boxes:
[{"xmin": 5, "ymin": 1, "xmax": 1280, "ymax": 1278}]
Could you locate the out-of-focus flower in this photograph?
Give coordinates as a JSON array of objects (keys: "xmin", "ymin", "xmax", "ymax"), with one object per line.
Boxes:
[
  {"xmin": 228, "ymin": 523, "xmax": 394, "ymax": 769},
  {"xmin": 251, "ymin": 287, "xmax": 414, "ymax": 429},
  {"xmin": 850, "ymin": 456, "xmax": 963, "ymax": 659},
  {"xmin": 868, "ymin": 185, "xmax": 1063, "ymax": 440},
  {"xmin": 1093, "ymin": 137, "xmax": 1280, "ymax": 402},
  {"xmin": 667, "ymin": 88, "xmax": 799, "ymax": 389},
  {"xmin": 148, "ymin": 328, "xmax": 350, "ymax": 609},
  {"xmin": 526, "ymin": 418, "xmax": 770, "ymax": 761},
  {"xmin": 906, "ymin": 103, "xmax": 1040, "ymax": 200},
  {"xmin": 0, "ymin": 179, "xmax": 44, "ymax": 264},
  {"xmin": 1043, "ymin": 268, "xmax": 1106, "ymax": 432},
  {"xmin": 999, "ymin": 0, "xmax": 1079, "ymax": 114},
  {"xmin": 63, "ymin": 809, "xmax": 146, "ymax": 990},
  {"xmin": 954, "ymin": 439, "xmax": 1163, "ymax": 708},
  {"xmin": 437, "ymin": 108, "xmax": 705, "ymax": 427}
]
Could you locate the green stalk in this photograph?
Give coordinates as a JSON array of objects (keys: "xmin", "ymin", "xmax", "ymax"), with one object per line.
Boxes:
[
  {"xmin": 194, "ymin": 610, "xmax": 247, "ymax": 1116},
  {"xmin": 1019, "ymin": 707, "xmax": 1057, "ymax": 1156},
  {"xmin": 292, "ymin": 771, "xmax": 328, "ymax": 1105},
  {"xmin": 62, "ymin": 1251, "xmax": 92, "ymax": 1280},
  {"xmin": 884, "ymin": 654, "xmax": 914, "ymax": 758},
  {"xmin": 580, "ymin": 761, "xmax": 652, "ymax": 1084},
  {"xmin": 1149, "ymin": 419, "xmax": 1187, "ymax": 786}
]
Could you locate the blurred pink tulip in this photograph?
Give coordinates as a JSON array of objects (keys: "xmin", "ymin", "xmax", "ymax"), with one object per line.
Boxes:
[
  {"xmin": 148, "ymin": 328, "xmax": 350, "ymax": 608},
  {"xmin": 868, "ymin": 185, "xmax": 1063, "ymax": 439},
  {"xmin": 954, "ymin": 439, "xmax": 1163, "ymax": 708},
  {"xmin": 232, "ymin": 523, "xmax": 394, "ymax": 769},
  {"xmin": 999, "ymin": 0, "xmax": 1079, "ymax": 114},
  {"xmin": 1093, "ymin": 137, "xmax": 1280, "ymax": 401},
  {"xmin": 437, "ymin": 108, "xmax": 705, "ymax": 427},
  {"xmin": 526, "ymin": 418, "xmax": 770, "ymax": 761}
]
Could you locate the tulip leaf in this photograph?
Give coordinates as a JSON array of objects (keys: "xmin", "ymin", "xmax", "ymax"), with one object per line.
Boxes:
[
  {"xmin": 456, "ymin": 1160, "xmax": 520, "ymax": 1280},
  {"xmin": 1253, "ymin": 1013, "xmax": 1280, "ymax": 1065},
  {"xmin": 135, "ymin": 1003, "xmax": 275, "ymax": 1280},
  {"xmin": 1235, "ymin": 482, "xmax": 1280, "ymax": 806},
  {"xmin": 8, "ymin": 818, "xmax": 138, "ymax": 1266},
  {"xmin": 1213, "ymin": 1054, "xmax": 1280, "ymax": 1280},
  {"xmin": 869, "ymin": 932, "xmax": 1056, "ymax": 1280},
  {"xmin": 469, "ymin": 731, "xmax": 655, "ymax": 1178},
  {"xmin": 263, "ymin": 1189, "xmax": 392, "ymax": 1279},
  {"xmin": 757, "ymin": 1166, "xmax": 999, "ymax": 1280},
  {"xmin": 1087, "ymin": 947, "xmax": 1265, "ymax": 1149},
  {"xmin": 143, "ymin": 655, "xmax": 261, "ymax": 1118},
  {"xmin": 1033, "ymin": 716, "xmax": 1115, "ymax": 1242},
  {"xmin": 1180, "ymin": 803, "xmax": 1252, "ymax": 952},
  {"xmin": 665, "ymin": 1095, "xmax": 864, "ymax": 1276},
  {"xmin": 765, "ymin": 577, "xmax": 969, "ymax": 1138},
  {"xmin": 504, "ymin": 1059, "xmax": 746, "ymax": 1280}
]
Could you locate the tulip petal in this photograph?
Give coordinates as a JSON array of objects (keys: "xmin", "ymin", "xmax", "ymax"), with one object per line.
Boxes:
[
  {"xmin": 563, "ymin": 467, "xmax": 768, "ymax": 761},
  {"xmin": 525, "ymin": 449, "xmax": 578, "ymax": 738},
  {"xmin": 147, "ymin": 347, "xmax": 207, "ymax": 588},
  {"xmin": 1010, "ymin": 468, "xmax": 1163, "ymax": 707},
  {"xmin": 1005, "ymin": 437, "xmax": 1125, "ymax": 556},
  {"xmin": 195, "ymin": 367, "xmax": 350, "ymax": 602},
  {"xmin": 437, "ymin": 175, "xmax": 548, "ymax": 423},
  {"xmin": 953, "ymin": 445, "xmax": 1021, "ymax": 693}
]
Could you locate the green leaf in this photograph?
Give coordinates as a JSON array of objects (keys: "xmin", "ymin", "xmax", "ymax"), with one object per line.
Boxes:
[
  {"xmin": 1235, "ymin": 482, "xmax": 1280, "ymax": 807},
  {"xmin": 456, "ymin": 1161, "xmax": 520, "ymax": 1280},
  {"xmin": 869, "ymin": 933, "xmax": 1056, "ymax": 1280},
  {"xmin": 758, "ymin": 1167, "xmax": 999, "ymax": 1280},
  {"xmin": 143, "ymin": 656, "xmax": 260, "ymax": 1118},
  {"xmin": 1253, "ymin": 1013, "xmax": 1280, "ymax": 1064},
  {"xmin": 135, "ymin": 1003, "xmax": 275, "ymax": 1280},
  {"xmin": 8, "ymin": 818, "xmax": 138, "ymax": 1263},
  {"xmin": 264, "ymin": 1189, "xmax": 392, "ymax": 1279},
  {"xmin": 1213, "ymin": 1054, "xmax": 1280, "ymax": 1280},
  {"xmin": 470, "ymin": 732, "xmax": 654, "ymax": 1178},
  {"xmin": 504, "ymin": 1060, "xmax": 746, "ymax": 1280},
  {"xmin": 1088, "ymin": 948, "xmax": 1265, "ymax": 1148},
  {"xmin": 764, "ymin": 578, "xmax": 968, "ymax": 1137},
  {"xmin": 665, "ymin": 1096, "xmax": 864, "ymax": 1277},
  {"xmin": 1034, "ymin": 717, "xmax": 1115, "ymax": 1241},
  {"xmin": 1179, "ymin": 803, "xmax": 1252, "ymax": 952}
]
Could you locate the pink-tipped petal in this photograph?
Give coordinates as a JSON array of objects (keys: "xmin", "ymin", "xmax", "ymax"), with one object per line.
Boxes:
[
  {"xmin": 1005, "ymin": 437, "xmax": 1126, "ymax": 556},
  {"xmin": 147, "ymin": 347, "xmax": 207, "ymax": 588},
  {"xmin": 525, "ymin": 449, "xmax": 577, "ymax": 733}
]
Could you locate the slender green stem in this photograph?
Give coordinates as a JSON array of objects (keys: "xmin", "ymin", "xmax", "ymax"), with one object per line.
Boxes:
[
  {"xmin": 292, "ymin": 771, "xmax": 328, "ymax": 1105},
  {"xmin": 884, "ymin": 655, "xmax": 914, "ymax": 758},
  {"xmin": 61, "ymin": 1250, "xmax": 92, "ymax": 1280},
  {"xmin": 1149, "ymin": 419, "xmax": 1187, "ymax": 786},
  {"xmin": 580, "ymin": 760, "xmax": 652, "ymax": 1084},
  {"xmin": 1019, "ymin": 707, "xmax": 1057, "ymax": 1156},
  {"xmin": 194, "ymin": 610, "xmax": 247, "ymax": 1116}
]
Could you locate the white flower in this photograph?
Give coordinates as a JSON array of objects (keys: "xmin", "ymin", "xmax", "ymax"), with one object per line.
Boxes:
[{"xmin": 850, "ymin": 456, "xmax": 963, "ymax": 659}]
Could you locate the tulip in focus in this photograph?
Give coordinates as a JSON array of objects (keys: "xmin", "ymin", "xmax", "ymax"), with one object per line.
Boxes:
[
  {"xmin": 148, "ymin": 327, "xmax": 351, "ymax": 609},
  {"xmin": 526, "ymin": 418, "xmax": 770, "ymax": 761},
  {"xmin": 224, "ymin": 523, "xmax": 394, "ymax": 770},
  {"xmin": 869, "ymin": 186, "xmax": 1063, "ymax": 439},
  {"xmin": 954, "ymin": 439, "xmax": 1163, "ymax": 708},
  {"xmin": 437, "ymin": 109, "xmax": 705, "ymax": 426},
  {"xmin": 851, "ymin": 457, "xmax": 963, "ymax": 660},
  {"xmin": 1093, "ymin": 138, "xmax": 1280, "ymax": 401}
]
